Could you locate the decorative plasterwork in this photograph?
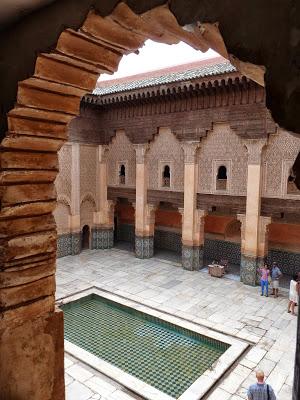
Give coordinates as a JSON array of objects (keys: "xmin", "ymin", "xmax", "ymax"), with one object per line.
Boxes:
[
  {"xmin": 133, "ymin": 143, "xmax": 149, "ymax": 164},
  {"xmin": 243, "ymin": 138, "xmax": 267, "ymax": 165},
  {"xmin": 98, "ymin": 145, "xmax": 109, "ymax": 163},
  {"xmin": 181, "ymin": 142, "xmax": 200, "ymax": 164}
]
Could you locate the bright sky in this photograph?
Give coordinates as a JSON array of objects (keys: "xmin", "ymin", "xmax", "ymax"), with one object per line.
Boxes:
[{"xmin": 99, "ymin": 40, "xmax": 218, "ymax": 82}]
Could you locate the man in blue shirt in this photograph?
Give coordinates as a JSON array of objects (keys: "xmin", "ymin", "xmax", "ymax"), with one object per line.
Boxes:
[
  {"xmin": 247, "ymin": 370, "xmax": 276, "ymax": 400},
  {"xmin": 271, "ymin": 262, "xmax": 282, "ymax": 298}
]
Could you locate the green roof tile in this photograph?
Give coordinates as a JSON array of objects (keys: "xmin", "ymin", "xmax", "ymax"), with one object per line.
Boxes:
[{"xmin": 93, "ymin": 61, "xmax": 236, "ymax": 96}]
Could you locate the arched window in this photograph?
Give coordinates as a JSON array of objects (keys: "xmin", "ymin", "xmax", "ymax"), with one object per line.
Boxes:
[
  {"xmin": 119, "ymin": 164, "xmax": 126, "ymax": 185},
  {"xmin": 162, "ymin": 165, "xmax": 170, "ymax": 187},
  {"xmin": 287, "ymin": 170, "xmax": 299, "ymax": 194},
  {"xmin": 216, "ymin": 165, "xmax": 227, "ymax": 190}
]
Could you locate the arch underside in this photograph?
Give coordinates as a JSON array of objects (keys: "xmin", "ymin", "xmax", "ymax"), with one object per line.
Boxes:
[{"xmin": 0, "ymin": 4, "xmax": 235, "ymax": 398}]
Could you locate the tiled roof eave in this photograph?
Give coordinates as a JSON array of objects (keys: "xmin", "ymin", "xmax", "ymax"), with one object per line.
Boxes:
[
  {"xmin": 92, "ymin": 61, "xmax": 237, "ymax": 97},
  {"xmin": 84, "ymin": 69, "xmax": 242, "ymax": 105}
]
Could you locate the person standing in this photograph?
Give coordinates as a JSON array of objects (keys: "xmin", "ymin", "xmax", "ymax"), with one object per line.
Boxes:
[
  {"xmin": 258, "ymin": 263, "xmax": 270, "ymax": 297},
  {"xmin": 247, "ymin": 370, "xmax": 276, "ymax": 399},
  {"xmin": 270, "ymin": 262, "xmax": 282, "ymax": 298},
  {"xmin": 288, "ymin": 274, "xmax": 299, "ymax": 315}
]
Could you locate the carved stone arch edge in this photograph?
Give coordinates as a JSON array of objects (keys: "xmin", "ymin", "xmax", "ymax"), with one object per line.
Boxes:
[
  {"xmin": 80, "ymin": 192, "xmax": 97, "ymax": 208},
  {"xmin": 57, "ymin": 194, "xmax": 71, "ymax": 209}
]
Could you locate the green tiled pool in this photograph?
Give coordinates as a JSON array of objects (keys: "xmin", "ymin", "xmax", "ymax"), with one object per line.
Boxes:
[{"xmin": 62, "ymin": 294, "xmax": 229, "ymax": 398}]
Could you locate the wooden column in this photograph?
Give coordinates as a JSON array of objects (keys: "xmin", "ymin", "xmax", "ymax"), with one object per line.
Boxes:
[
  {"xmin": 238, "ymin": 138, "xmax": 268, "ymax": 285},
  {"xmin": 92, "ymin": 145, "xmax": 114, "ymax": 249},
  {"xmin": 181, "ymin": 142, "xmax": 206, "ymax": 270}
]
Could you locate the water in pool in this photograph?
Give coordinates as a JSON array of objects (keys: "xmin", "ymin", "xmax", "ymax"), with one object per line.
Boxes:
[{"xmin": 62, "ymin": 294, "xmax": 228, "ymax": 398}]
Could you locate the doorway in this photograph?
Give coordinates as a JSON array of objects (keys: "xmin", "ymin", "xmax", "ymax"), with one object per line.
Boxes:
[{"xmin": 81, "ymin": 225, "xmax": 90, "ymax": 250}]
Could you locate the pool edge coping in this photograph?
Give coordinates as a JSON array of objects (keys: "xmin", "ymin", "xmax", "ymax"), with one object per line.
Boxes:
[{"xmin": 59, "ymin": 287, "xmax": 249, "ymax": 400}]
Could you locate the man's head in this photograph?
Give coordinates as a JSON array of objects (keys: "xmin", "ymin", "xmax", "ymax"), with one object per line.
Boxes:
[{"xmin": 256, "ymin": 370, "xmax": 265, "ymax": 383}]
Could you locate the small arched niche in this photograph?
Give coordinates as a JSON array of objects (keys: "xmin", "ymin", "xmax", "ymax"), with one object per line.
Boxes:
[
  {"xmin": 162, "ymin": 165, "xmax": 170, "ymax": 188},
  {"xmin": 216, "ymin": 165, "xmax": 227, "ymax": 191},
  {"xmin": 119, "ymin": 164, "xmax": 126, "ymax": 185}
]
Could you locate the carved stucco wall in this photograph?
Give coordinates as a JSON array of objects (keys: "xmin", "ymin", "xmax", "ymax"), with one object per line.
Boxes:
[
  {"xmin": 198, "ymin": 123, "xmax": 248, "ymax": 195},
  {"xmin": 56, "ymin": 143, "xmax": 72, "ymax": 202},
  {"xmin": 80, "ymin": 144, "xmax": 97, "ymax": 203},
  {"xmin": 148, "ymin": 128, "xmax": 184, "ymax": 191},
  {"xmin": 107, "ymin": 130, "xmax": 136, "ymax": 187},
  {"xmin": 53, "ymin": 201, "xmax": 70, "ymax": 234},
  {"xmin": 80, "ymin": 197, "xmax": 96, "ymax": 229},
  {"xmin": 262, "ymin": 129, "xmax": 300, "ymax": 198}
]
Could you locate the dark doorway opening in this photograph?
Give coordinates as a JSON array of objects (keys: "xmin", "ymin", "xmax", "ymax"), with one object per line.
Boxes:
[{"xmin": 81, "ymin": 225, "xmax": 90, "ymax": 250}]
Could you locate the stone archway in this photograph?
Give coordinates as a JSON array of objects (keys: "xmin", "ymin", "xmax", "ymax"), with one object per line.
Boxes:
[{"xmin": 0, "ymin": 4, "xmax": 225, "ymax": 399}]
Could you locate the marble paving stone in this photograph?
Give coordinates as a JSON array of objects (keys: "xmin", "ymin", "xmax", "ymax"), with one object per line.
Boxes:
[
  {"xmin": 206, "ymin": 387, "xmax": 231, "ymax": 400},
  {"xmin": 67, "ymin": 364, "xmax": 94, "ymax": 383},
  {"xmin": 219, "ymin": 372, "xmax": 246, "ymax": 394},
  {"xmin": 56, "ymin": 249, "xmax": 298, "ymax": 400},
  {"xmin": 66, "ymin": 381, "xmax": 94, "ymax": 400}
]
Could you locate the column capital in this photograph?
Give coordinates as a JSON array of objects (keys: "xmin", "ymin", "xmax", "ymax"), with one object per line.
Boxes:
[
  {"xmin": 243, "ymin": 138, "xmax": 267, "ymax": 164},
  {"xmin": 195, "ymin": 209, "xmax": 207, "ymax": 219},
  {"xmin": 98, "ymin": 145, "xmax": 109, "ymax": 163},
  {"xmin": 181, "ymin": 141, "xmax": 200, "ymax": 164},
  {"xmin": 133, "ymin": 143, "xmax": 149, "ymax": 164},
  {"xmin": 178, "ymin": 207, "xmax": 184, "ymax": 218}
]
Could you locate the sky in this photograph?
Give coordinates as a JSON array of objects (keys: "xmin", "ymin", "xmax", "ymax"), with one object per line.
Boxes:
[{"xmin": 99, "ymin": 40, "xmax": 218, "ymax": 82}]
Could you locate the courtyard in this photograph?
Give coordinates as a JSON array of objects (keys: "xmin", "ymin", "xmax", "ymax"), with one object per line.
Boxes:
[{"xmin": 57, "ymin": 249, "xmax": 297, "ymax": 400}]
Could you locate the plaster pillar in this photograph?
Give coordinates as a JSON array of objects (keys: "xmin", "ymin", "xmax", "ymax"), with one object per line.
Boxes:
[
  {"xmin": 133, "ymin": 144, "xmax": 155, "ymax": 258},
  {"xmin": 181, "ymin": 142, "xmax": 206, "ymax": 270},
  {"xmin": 70, "ymin": 143, "xmax": 81, "ymax": 254},
  {"xmin": 238, "ymin": 138, "xmax": 268, "ymax": 285},
  {"xmin": 92, "ymin": 145, "xmax": 114, "ymax": 249}
]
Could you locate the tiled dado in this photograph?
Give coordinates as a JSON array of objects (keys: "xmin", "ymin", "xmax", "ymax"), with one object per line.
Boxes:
[
  {"xmin": 91, "ymin": 228, "xmax": 114, "ymax": 250},
  {"xmin": 57, "ymin": 233, "xmax": 81, "ymax": 258},
  {"xmin": 57, "ymin": 229, "xmax": 300, "ymax": 277},
  {"xmin": 203, "ymin": 238, "xmax": 241, "ymax": 265},
  {"xmin": 116, "ymin": 223, "xmax": 135, "ymax": 244},
  {"xmin": 154, "ymin": 229, "xmax": 182, "ymax": 254},
  {"xmin": 135, "ymin": 236, "xmax": 154, "ymax": 259},
  {"xmin": 267, "ymin": 249, "xmax": 300, "ymax": 275}
]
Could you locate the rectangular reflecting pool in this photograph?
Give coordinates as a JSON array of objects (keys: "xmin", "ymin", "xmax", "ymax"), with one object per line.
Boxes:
[{"xmin": 60, "ymin": 290, "xmax": 249, "ymax": 400}]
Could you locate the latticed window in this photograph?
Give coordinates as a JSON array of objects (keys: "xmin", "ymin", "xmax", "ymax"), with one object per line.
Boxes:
[
  {"xmin": 119, "ymin": 164, "xmax": 126, "ymax": 185},
  {"xmin": 162, "ymin": 165, "xmax": 170, "ymax": 187},
  {"xmin": 216, "ymin": 165, "xmax": 227, "ymax": 190},
  {"xmin": 287, "ymin": 170, "xmax": 299, "ymax": 194}
]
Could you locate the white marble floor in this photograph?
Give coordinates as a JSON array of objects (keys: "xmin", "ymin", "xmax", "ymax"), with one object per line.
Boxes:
[{"xmin": 56, "ymin": 248, "xmax": 297, "ymax": 400}]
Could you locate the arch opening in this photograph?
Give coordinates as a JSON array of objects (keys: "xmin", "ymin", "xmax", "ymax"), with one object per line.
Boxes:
[
  {"xmin": 119, "ymin": 164, "xmax": 126, "ymax": 185},
  {"xmin": 81, "ymin": 225, "xmax": 90, "ymax": 250},
  {"xmin": 216, "ymin": 165, "xmax": 227, "ymax": 190},
  {"xmin": 287, "ymin": 169, "xmax": 299, "ymax": 195},
  {"xmin": 162, "ymin": 165, "xmax": 170, "ymax": 187}
]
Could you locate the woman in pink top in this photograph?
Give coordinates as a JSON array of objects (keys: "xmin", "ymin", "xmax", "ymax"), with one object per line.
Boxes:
[{"xmin": 258, "ymin": 263, "xmax": 270, "ymax": 297}]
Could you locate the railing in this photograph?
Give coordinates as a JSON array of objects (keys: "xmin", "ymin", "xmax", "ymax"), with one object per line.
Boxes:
[
  {"xmin": 162, "ymin": 177, "xmax": 170, "ymax": 187},
  {"xmin": 216, "ymin": 179, "xmax": 227, "ymax": 191},
  {"xmin": 287, "ymin": 181, "xmax": 299, "ymax": 195}
]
